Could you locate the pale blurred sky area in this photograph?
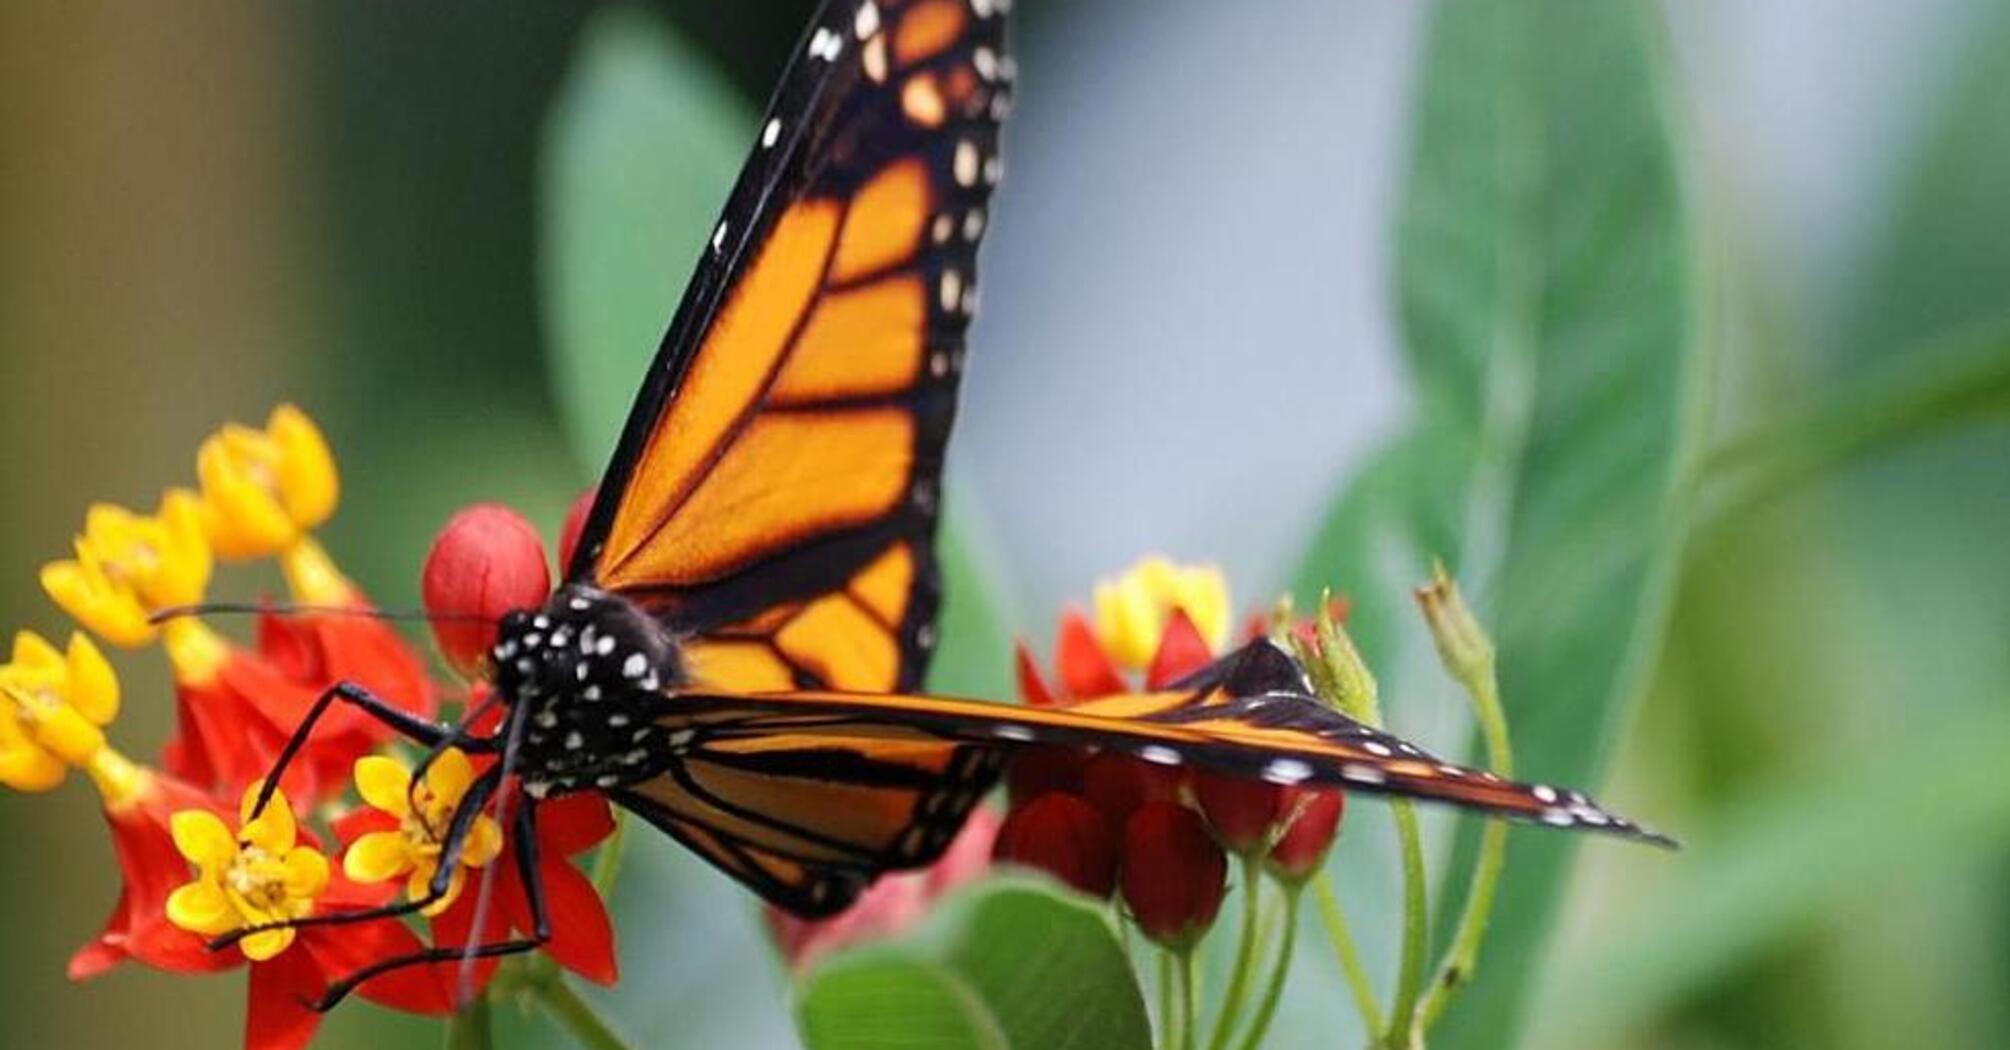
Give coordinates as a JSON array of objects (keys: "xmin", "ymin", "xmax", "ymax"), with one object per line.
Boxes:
[{"xmin": 957, "ymin": 0, "xmax": 1977, "ymax": 624}]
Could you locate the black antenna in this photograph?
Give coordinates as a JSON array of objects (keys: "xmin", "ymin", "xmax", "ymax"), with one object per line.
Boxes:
[{"xmin": 147, "ymin": 601, "xmax": 498, "ymax": 627}]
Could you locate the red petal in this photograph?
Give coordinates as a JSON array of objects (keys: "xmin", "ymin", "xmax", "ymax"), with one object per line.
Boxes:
[
  {"xmin": 330, "ymin": 806, "xmax": 399, "ymax": 846},
  {"xmin": 428, "ymin": 869, "xmax": 510, "ymax": 997},
  {"xmin": 538, "ymin": 794, "xmax": 617, "ymax": 856},
  {"xmin": 94, "ymin": 778, "xmax": 239, "ymax": 976},
  {"xmin": 302, "ymin": 918, "xmax": 454, "ymax": 1016},
  {"xmin": 509, "ymin": 858, "xmax": 618, "ymax": 985},
  {"xmin": 1056, "ymin": 610, "xmax": 1126, "ymax": 699},
  {"xmin": 1014, "ymin": 641, "xmax": 1058, "ymax": 707},
  {"xmin": 1146, "ymin": 608, "xmax": 1213, "ymax": 689},
  {"xmin": 246, "ymin": 949, "xmax": 326, "ymax": 1050}
]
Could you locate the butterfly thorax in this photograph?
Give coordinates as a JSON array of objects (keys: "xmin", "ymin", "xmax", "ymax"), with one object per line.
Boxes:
[{"xmin": 488, "ymin": 585, "xmax": 685, "ymax": 800}]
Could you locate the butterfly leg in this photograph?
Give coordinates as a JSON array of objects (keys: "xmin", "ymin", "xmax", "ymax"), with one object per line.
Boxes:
[
  {"xmin": 248, "ymin": 679, "xmax": 486, "ymax": 823},
  {"xmin": 208, "ymin": 765, "xmax": 508, "ymax": 952},
  {"xmin": 310, "ymin": 793, "xmax": 551, "ymax": 1012}
]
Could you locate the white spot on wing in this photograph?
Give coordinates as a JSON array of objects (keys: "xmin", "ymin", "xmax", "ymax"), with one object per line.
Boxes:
[
  {"xmin": 761, "ymin": 118, "xmax": 781, "ymax": 148},
  {"xmin": 1138, "ymin": 745, "xmax": 1182, "ymax": 766},
  {"xmin": 1341, "ymin": 763, "xmax": 1388, "ymax": 786},
  {"xmin": 1264, "ymin": 758, "xmax": 1314, "ymax": 784}
]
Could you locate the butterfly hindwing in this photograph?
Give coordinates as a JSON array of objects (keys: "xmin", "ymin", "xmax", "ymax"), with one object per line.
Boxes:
[{"xmin": 571, "ymin": 0, "xmax": 1010, "ymax": 698}]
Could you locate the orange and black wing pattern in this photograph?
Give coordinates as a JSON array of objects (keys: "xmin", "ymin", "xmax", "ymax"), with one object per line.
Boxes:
[
  {"xmin": 567, "ymin": 0, "xmax": 1011, "ymax": 696},
  {"xmin": 620, "ymin": 642, "xmax": 1671, "ymax": 915}
]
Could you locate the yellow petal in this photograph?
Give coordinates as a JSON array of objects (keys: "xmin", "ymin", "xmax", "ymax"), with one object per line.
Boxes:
[
  {"xmin": 40, "ymin": 561, "xmax": 154, "ymax": 648},
  {"xmin": 170, "ymin": 810, "xmax": 238, "ymax": 871},
  {"xmin": 461, "ymin": 815, "xmax": 504, "ymax": 869},
  {"xmin": 239, "ymin": 927, "xmax": 296, "ymax": 963},
  {"xmin": 33, "ymin": 704, "xmax": 105, "ymax": 766},
  {"xmin": 63, "ymin": 633, "xmax": 120, "ymax": 727},
  {"xmin": 406, "ymin": 860, "xmax": 440, "ymax": 907},
  {"xmin": 1172, "ymin": 565, "xmax": 1230, "ymax": 649},
  {"xmin": 0, "ymin": 744, "xmax": 69, "ymax": 792},
  {"xmin": 269, "ymin": 404, "xmax": 339, "ymax": 529},
  {"xmin": 423, "ymin": 748, "xmax": 474, "ymax": 804},
  {"xmin": 416, "ymin": 865, "xmax": 466, "ymax": 917},
  {"xmin": 343, "ymin": 830, "xmax": 413, "ymax": 884},
  {"xmin": 10, "ymin": 630, "xmax": 63, "ymax": 671},
  {"xmin": 280, "ymin": 845, "xmax": 330, "ymax": 899},
  {"xmin": 148, "ymin": 489, "xmax": 215, "ymax": 608},
  {"xmin": 354, "ymin": 754, "xmax": 414, "ymax": 817},
  {"xmin": 198, "ymin": 436, "xmax": 297, "ymax": 559},
  {"xmin": 238, "ymin": 783, "xmax": 297, "ymax": 852},
  {"xmin": 165, "ymin": 881, "xmax": 238, "ymax": 936}
]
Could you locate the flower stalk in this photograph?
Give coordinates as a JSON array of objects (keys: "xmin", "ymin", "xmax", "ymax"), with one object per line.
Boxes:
[{"xmin": 1410, "ymin": 566, "xmax": 1513, "ymax": 1033}]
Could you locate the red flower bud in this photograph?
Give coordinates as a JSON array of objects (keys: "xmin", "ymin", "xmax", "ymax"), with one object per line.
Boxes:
[
  {"xmin": 1005, "ymin": 746, "xmax": 1086, "ymax": 808},
  {"xmin": 1266, "ymin": 788, "xmax": 1345, "ymax": 883},
  {"xmin": 1120, "ymin": 801, "xmax": 1227, "ymax": 949},
  {"xmin": 1192, "ymin": 769, "xmax": 1289, "ymax": 854},
  {"xmin": 422, "ymin": 504, "xmax": 551, "ymax": 678},
  {"xmin": 1081, "ymin": 751, "xmax": 1185, "ymax": 829},
  {"xmin": 557, "ymin": 487, "xmax": 596, "ymax": 572},
  {"xmin": 993, "ymin": 792, "xmax": 1117, "ymax": 897}
]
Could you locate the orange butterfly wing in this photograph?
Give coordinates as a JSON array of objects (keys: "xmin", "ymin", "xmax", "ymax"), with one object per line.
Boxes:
[
  {"xmin": 570, "ymin": 0, "xmax": 1009, "ymax": 698},
  {"xmin": 620, "ymin": 642, "xmax": 1670, "ymax": 915}
]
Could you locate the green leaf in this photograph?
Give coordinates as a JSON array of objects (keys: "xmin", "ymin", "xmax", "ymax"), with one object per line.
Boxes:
[
  {"xmin": 1292, "ymin": 1, "xmax": 1706, "ymax": 1044},
  {"xmin": 797, "ymin": 879, "xmax": 1152, "ymax": 1050},
  {"xmin": 540, "ymin": 6, "xmax": 752, "ymax": 468},
  {"xmin": 1532, "ymin": 704, "xmax": 2010, "ymax": 1047}
]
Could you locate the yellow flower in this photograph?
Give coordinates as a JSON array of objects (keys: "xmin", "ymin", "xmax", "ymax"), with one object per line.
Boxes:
[
  {"xmin": 41, "ymin": 491, "xmax": 213, "ymax": 648},
  {"xmin": 1092, "ymin": 556, "xmax": 1232, "ymax": 669},
  {"xmin": 165, "ymin": 783, "xmax": 330, "ymax": 961},
  {"xmin": 196, "ymin": 403, "xmax": 339, "ymax": 561},
  {"xmin": 0, "ymin": 631, "xmax": 120, "ymax": 792},
  {"xmin": 342, "ymin": 749, "xmax": 502, "ymax": 917}
]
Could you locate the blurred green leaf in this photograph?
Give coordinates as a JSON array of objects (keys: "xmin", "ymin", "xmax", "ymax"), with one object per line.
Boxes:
[
  {"xmin": 1708, "ymin": 317, "xmax": 2010, "ymax": 521},
  {"xmin": 541, "ymin": 6, "xmax": 753, "ymax": 468},
  {"xmin": 927, "ymin": 511, "xmax": 1015, "ymax": 698},
  {"xmin": 1543, "ymin": 704, "xmax": 2010, "ymax": 1046},
  {"xmin": 1293, "ymin": 1, "xmax": 1705, "ymax": 1044},
  {"xmin": 798, "ymin": 879, "xmax": 1151, "ymax": 1050}
]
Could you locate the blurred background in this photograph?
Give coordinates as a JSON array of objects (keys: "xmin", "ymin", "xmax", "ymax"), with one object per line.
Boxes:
[{"xmin": 2, "ymin": 1, "xmax": 2005, "ymax": 1048}]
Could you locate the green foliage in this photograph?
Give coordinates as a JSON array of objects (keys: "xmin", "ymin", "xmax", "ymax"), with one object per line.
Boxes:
[
  {"xmin": 1293, "ymin": 0, "xmax": 1706, "ymax": 1044},
  {"xmin": 540, "ymin": 6, "xmax": 753, "ymax": 469},
  {"xmin": 798, "ymin": 879, "xmax": 1152, "ymax": 1050}
]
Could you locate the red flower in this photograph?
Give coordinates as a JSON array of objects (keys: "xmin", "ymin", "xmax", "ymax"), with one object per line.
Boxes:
[
  {"xmin": 1266, "ymin": 789, "xmax": 1345, "ymax": 884},
  {"xmin": 333, "ymin": 762, "xmax": 621, "ymax": 990},
  {"xmin": 1120, "ymin": 801, "xmax": 1227, "ymax": 950},
  {"xmin": 1193, "ymin": 768, "xmax": 1289, "ymax": 855},
  {"xmin": 421, "ymin": 504, "xmax": 553, "ymax": 678},
  {"xmin": 245, "ymin": 877, "xmax": 458, "ymax": 1050},
  {"xmin": 767, "ymin": 805, "xmax": 1000, "ymax": 970},
  {"xmin": 69, "ymin": 765, "xmax": 237, "ymax": 980},
  {"xmin": 163, "ymin": 608, "xmax": 435, "ymax": 805},
  {"xmin": 993, "ymin": 792, "xmax": 1117, "ymax": 897}
]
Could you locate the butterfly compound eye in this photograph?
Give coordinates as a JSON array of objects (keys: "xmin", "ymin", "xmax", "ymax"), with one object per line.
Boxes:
[{"xmin": 423, "ymin": 503, "xmax": 552, "ymax": 677}]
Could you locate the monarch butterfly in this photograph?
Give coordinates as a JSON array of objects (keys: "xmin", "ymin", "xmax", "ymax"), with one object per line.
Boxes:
[{"xmin": 226, "ymin": 0, "xmax": 1668, "ymax": 1006}]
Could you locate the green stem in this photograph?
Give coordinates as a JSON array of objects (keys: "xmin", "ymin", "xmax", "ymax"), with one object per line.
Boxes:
[
  {"xmin": 1177, "ymin": 949, "xmax": 1199, "ymax": 1050},
  {"xmin": 443, "ymin": 993, "xmax": 493, "ymax": 1050},
  {"xmin": 1415, "ymin": 658, "xmax": 1514, "ymax": 1032},
  {"xmin": 1313, "ymin": 872, "xmax": 1384, "ymax": 1035},
  {"xmin": 1233, "ymin": 882, "xmax": 1302, "ymax": 1050},
  {"xmin": 532, "ymin": 976, "xmax": 636, "ymax": 1050},
  {"xmin": 1382, "ymin": 799, "xmax": 1429, "ymax": 1050},
  {"xmin": 591, "ymin": 809, "xmax": 628, "ymax": 896},
  {"xmin": 1206, "ymin": 854, "xmax": 1266, "ymax": 1050},
  {"xmin": 1160, "ymin": 951, "xmax": 1179, "ymax": 1049}
]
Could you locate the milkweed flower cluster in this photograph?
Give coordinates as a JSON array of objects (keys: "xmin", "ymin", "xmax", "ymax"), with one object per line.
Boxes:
[
  {"xmin": 762, "ymin": 558, "xmax": 1347, "ymax": 1049},
  {"xmin": 2, "ymin": 405, "xmax": 617, "ymax": 1050}
]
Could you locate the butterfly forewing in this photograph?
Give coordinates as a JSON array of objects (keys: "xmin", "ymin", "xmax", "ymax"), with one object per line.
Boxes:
[{"xmin": 572, "ymin": 0, "xmax": 1010, "ymax": 697}]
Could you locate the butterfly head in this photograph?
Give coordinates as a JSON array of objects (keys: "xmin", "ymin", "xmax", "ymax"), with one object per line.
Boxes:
[{"xmin": 489, "ymin": 585, "xmax": 683, "ymax": 723}]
